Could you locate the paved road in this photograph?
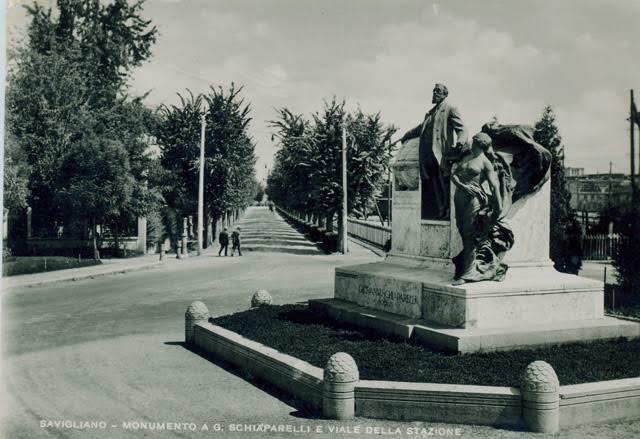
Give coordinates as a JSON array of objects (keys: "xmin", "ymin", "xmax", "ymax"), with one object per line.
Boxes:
[
  {"xmin": 237, "ymin": 207, "xmax": 324, "ymax": 255},
  {"xmin": 579, "ymin": 261, "xmax": 617, "ymax": 284},
  {"xmin": 2, "ymin": 208, "xmax": 637, "ymax": 439}
]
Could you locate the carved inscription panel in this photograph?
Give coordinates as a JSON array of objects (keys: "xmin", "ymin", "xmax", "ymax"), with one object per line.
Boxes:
[{"xmin": 355, "ymin": 276, "xmax": 422, "ymax": 318}]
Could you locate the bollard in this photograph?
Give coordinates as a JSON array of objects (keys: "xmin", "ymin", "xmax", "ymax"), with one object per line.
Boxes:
[
  {"xmin": 521, "ymin": 361, "xmax": 560, "ymax": 433},
  {"xmin": 181, "ymin": 217, "xmax": 189, "ymax": 258},
  {"xmin": 323, "ymin": 353, "xmax": 359, "ymax": 420},
  {"xmin": 251, "ymin": 290, "xmax": 273, "ymax": 308},
  {"xmin": 185, "ymin": 301, "xmax": 210, "ymax": 345}
]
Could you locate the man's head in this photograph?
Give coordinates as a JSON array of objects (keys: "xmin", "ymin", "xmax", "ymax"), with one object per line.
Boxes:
[
  {"xmin": 432, "ymin": 83, "xmax": 448, "ymax": 104},
  {"xmin": 224, "ymin": 227, "xmax": 228, "ymax": 231}
]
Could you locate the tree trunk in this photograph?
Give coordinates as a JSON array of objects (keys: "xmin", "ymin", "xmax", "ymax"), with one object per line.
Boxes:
[
  {"xmin": 337, "ymin": 210, "xmax": 345, "ymax": 253},
  {"xmin": 205, "ymin": 213, "xmax": 213, "ymax": 248},
  {"xmin": 326, "ymin": 213, "xmax": 334, "ymax": 232},
  {"xmin": 180, "ymin": 217, "xmax": 188, "ymax": 257},
  {"xmin": 92, "ymin": 217, "xmax": 100, "ymax": 260},
  {"xmin": 114, "ymin": 222, "xmax": 119, "ymax": 257},
  {"xmin": 212, "ymin": 214, "xmax": 219, "ymax": 245}
]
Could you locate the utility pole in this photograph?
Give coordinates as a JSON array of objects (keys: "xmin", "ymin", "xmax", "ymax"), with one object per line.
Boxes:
[
  {"xmin": 197, "ymin": 110, "xmax": 205, "ymax": 256},
  {"xmin": 341, "ymin": 117, "xmax": 348, "ymax": 254},
  {"xmin": 608, "ymin": 161, "xmax": 612, "ymax": 209},
  {"xmin": 631, "ymin": 89, "xmax": 636, "ymax": 203},
  {"xmin": 387, "ymin": 140, "xmax": 392, "ymax": 227}
]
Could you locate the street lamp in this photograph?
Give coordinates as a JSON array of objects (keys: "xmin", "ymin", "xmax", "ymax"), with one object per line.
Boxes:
[
  {"xmin": 341, "ymin": 117, "xmax": 348, "ymax": 254},
  {"xmin": 197, "ymin": 107, "xmax": 205, "ymax": 256}
]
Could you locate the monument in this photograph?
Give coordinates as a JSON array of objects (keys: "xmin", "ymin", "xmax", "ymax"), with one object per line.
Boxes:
[{"xmin": 311, "ymin": 86, "xmax": 640, "ymax": 353}]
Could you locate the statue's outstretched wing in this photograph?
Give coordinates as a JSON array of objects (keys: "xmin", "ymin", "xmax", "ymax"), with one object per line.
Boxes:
[{"xmin": 482, "ymin": 123, "xmax": 552, "ymax": 203}]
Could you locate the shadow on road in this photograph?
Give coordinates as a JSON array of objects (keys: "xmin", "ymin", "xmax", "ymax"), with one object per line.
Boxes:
[{"xmin": 164, "ymin": 340, "xmax": 322, "ymax": 420}]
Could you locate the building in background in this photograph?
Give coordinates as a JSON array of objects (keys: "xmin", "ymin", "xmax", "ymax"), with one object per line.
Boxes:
[
  {"xmin": 565, "ymin": 167, "xmax": 585, "ymax": 177},
  {"xmin": 566, "ymin": 172, "xmax": 634, "ymax": 213}
]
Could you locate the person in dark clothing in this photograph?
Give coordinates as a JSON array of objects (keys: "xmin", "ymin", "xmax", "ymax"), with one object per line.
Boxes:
[
  {"xmin": 231, "ymin": 226, "xmax": 242, "ymax": 256},
  {"xmin": 218, "ymin": 227, "xmax": 229, "ymax": 256}
]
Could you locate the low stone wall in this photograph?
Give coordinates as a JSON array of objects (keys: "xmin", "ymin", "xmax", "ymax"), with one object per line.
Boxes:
[
  {"xmin": 355, "ymin": 381, "xmax": 522, "ymax": 428},
  {"xmin": 559, "ymin": 378, "xmax": 640, "ymax": 428},
  {"xmin": 185, "ymin": 302, "xmax": 640, "ymax": 432},
  {"xmin": 27, "ymin": 237, "xmax": 141, "ymax": 253},
  {"xmin": 193, "ymin": 322, "xmax": 323, "ymax": 409}
]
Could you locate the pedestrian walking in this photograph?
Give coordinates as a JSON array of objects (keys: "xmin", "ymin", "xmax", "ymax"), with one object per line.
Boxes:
[
  {"xmin": 231, "ymin": 226, "xmax": 242, "ymax": 256},
  {"xmin": 218, "ymin": 227, "xmax": 229, "ymax": 256}
]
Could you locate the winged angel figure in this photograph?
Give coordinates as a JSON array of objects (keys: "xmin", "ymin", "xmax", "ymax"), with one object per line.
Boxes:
[{"xmin": 450, "ymin": 123, "xmax": 551, "ymax": 285}]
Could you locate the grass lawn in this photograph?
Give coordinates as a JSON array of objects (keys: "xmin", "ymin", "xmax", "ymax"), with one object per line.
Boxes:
[
  {"xmin": 211, "ymin": 304, "xmax": 640, "ymax": 387},
  {"xmin": 2, "ymin": 256, "xmax": 101, "ymax": 277}
]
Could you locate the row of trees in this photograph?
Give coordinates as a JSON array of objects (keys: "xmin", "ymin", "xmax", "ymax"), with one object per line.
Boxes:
[
  {"xmin": 266, "ymin": 99, "xmax": 397, "ymax": 248},
  {"xmin": 6, "ymin": 0, "xmax": 159, "ymax": 258},
  {"xmin": 151, "ymin": 86, "xmax": 257, "ymax": 251},
  {"xmin": 5, "ymin": 0, "xmax": 257, "ymax": 258}
]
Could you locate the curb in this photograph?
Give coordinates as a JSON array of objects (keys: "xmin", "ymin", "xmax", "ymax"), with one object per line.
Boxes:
[
  {"xmin": 347, "ymin": 236, "xmax": 386, "ymax": 258},
  {"xmin": 4, "ymin": 260, "xmax": 165, "ymax": 289},
  {"xmin": 605, "ymin": 312, "xmax": 640, "ymax": 323}
]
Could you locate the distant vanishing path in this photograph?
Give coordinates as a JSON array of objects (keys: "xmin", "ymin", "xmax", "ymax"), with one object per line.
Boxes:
[{"xmin": 236, "ymin": 206, "xmax": 323, "ymax": 255}]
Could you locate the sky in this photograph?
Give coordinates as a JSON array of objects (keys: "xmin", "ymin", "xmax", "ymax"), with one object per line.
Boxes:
[{"xmin": 7, "ymin": 0, "xmax": 640, "ymax": 182}]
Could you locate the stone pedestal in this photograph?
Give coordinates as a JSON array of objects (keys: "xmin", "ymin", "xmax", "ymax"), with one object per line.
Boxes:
[
  {"xmin": 334, "ymin": 262, "xmax": 605, "ymax": 330},
  {"xmin": 137, "ymin": 217, "xmax": 147, "ymax": 255}
]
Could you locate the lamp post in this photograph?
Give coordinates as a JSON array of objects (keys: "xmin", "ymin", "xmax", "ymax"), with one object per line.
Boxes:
[
  {"xmin": 341, "ymin": 117, "xmax": 348, "ymax": 254},
  {"xmin": 197, "ymin": 109, "xmax": 205, "ymax": 256}
]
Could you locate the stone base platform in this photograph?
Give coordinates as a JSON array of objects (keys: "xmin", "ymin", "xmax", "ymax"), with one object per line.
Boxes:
[
  {"xmin": 334, "ymin": 261, "xmax": 606, "ymax": 329},
  {"xmin": 309, "ymin": 299, "xmax": 640, "ymax": 353}
]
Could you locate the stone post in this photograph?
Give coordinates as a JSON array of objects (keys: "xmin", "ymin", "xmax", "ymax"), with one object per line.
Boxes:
[
  {"xmin": 185, "ymin": 301, "xmax": 210, "ymax": 345},
  {"xmin": 181, "ymin": 217, "xmax": 189, "ymax": 258},
  {"xmin": 26, "ymin": 206, "xmax": 32, "ymax": 239},
  {"xmin": 521, "ymin": 361, "xmax": 560, "ymax": 433},
  {"xmin": 323, "ymin": 352, "xmax": 359, "ymax": 420},
  {"xmin": 251, "ymin": 290, "xmax": 273, "ymax": 308},
  {"xmin": 137, "ymin": 217, "xmax": 147, "ymax": 255},
  {"xmin": 3, "ymin": 208, "xmax": 8, "ymax": 241}
]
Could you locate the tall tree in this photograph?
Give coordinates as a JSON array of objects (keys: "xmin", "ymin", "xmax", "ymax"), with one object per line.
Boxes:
[
  {"xmin": 267, "ymin": 108, "xmax": 315, "ymax": 215},
  {"xmin": 56, "ymin": 136, "xmax": 134, "ymax": 258},
  {"xmin": 156, "ymin": 91, "xmax": 204, "ymax": 217},
  {"xmin": 203, "ymin": 85, "xmax": 257, "ymax": 222},
  {"xmin": 346, "ymin": 110, "xmax": 397, "ymax": 218},
  {"xmin": 156, "ymin": 85, "xmax": 256, "ymax": 244},
  {"xmin": 3, "ymin": 134, "xmax": 31, "ymax": 213},
  {"xmin": 534, "ymin": 106, "xmax": 583, "ymax": 274},
  {"xmin": 26, "ymin": 0, "xmax": 156, "ymax": 101},
  {"xmin": 6, "ymin": 0, "xmax": 158, "ymax": 257}
]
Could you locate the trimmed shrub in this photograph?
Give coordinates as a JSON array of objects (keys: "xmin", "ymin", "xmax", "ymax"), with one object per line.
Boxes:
[{"xmin": 612, "ymin": 203, "xmax": 640, "ymax": 301}]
